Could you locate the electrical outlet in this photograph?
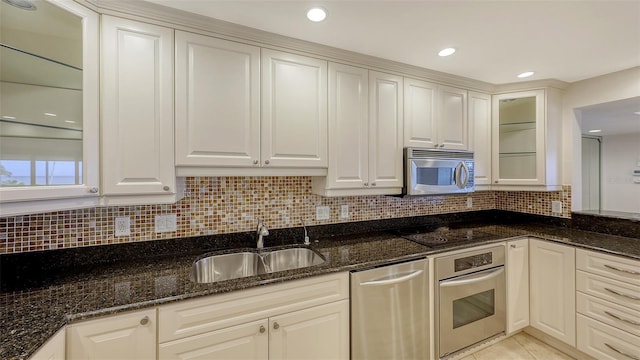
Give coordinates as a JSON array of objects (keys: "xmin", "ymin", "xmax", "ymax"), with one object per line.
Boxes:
[
  {"xmin": 340, "ymin": 205, "xmax": 349, "ymax": 219},
  {"xmin": 316, "ymin": 206, "xmax": 330, "ymax": 220},
  {"xmin": 155, "ymin": 214, "xmax": 177, "ymax": 233},
  {"xmin": 115, "ymin": 217, "xmax": 130, "ymax": 237},
  {"xmin": 551, "ymin": 201, "xmax": 563, "ymax": 214},
  {"xmin": 466, "ymin": 197, "xmax": 473, "ymax": 209}
]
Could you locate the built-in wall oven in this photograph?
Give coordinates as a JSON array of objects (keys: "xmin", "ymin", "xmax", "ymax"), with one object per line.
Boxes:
[{"xmin": 436, "ymin": 245, "xmax": 506, "ymax": 358}]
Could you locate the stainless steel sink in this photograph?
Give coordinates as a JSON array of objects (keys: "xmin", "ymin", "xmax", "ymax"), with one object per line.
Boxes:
[
  {"xmin": 262, "ymin": 248, "xmax": 326, "ymax": 273},
  {"xmin": 190, "ymin": 247, "xmax": 326, "ymax": 284},
  {"xmin": 190, "ymin": 252, "xmax": 265, "ymax": 283}
]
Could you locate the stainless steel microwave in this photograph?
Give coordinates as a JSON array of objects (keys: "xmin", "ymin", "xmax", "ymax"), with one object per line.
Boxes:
[{"xmin": 404, "ymin": 148, "xmax": 474, "ymax": 196}]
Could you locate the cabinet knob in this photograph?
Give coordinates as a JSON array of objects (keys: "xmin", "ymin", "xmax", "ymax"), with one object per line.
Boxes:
[
  {"xmin": 163, "ymin": 186, "xmax": 170, "ymax": 191},
  {"xmin": 259, "ymin": 325, "xmax": 266, "ymax": 334},
  {"xmin": 140, "ymin": 316, "xmax": 150, "ymax": 326},
  {"xmin": 273, "ymin": 322, "xmax": 280, "ymax": 330},
  {"xmin": 371, "ymin": 183, "xmax": 376, "ymax": 186},
  {"xmin": 439, "ymin": 144, "xmax": 445, "ymax": 148},
  {"xmin": 253, "ymin": 160, "xmax": 259, "ymax": 165},
  {"xmin": 434, "ymin": 144, "xmax": 439, "ymax": 148},
  {"xmin": 364, "ymin": 183, "xmax": 369, "ymax": 187},
  {"xmin": 264, "ymin": 160, "xmax": 270, "ymax": 165},
  {"xmin": 89, "ymin": 187, "xmax": 98, "ymax": 193},
  {"xmin": 494, "ymin": 181, "xmax": 498, "ymax": 184},
  {"xmin": 510, "ymin": 244, "xmax": 517, "ymax": 249}
]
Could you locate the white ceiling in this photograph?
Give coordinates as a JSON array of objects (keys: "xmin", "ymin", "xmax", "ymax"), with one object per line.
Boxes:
[
  {"xmin": 144, "ymin": 0, "xmax": 640, "ymax": 85},
  {"xmin": 578, "ymin": 97, "xmax": 640, "ymax": 136}
]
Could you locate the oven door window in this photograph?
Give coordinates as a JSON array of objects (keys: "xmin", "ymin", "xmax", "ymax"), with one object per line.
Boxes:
[{"xmin": 452, "ymin": 289, "xmax": 495, "ymax": 328}]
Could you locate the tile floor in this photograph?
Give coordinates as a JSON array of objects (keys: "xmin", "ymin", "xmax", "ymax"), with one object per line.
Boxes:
[{"xmin": 460, "ymin": 332, "xmax": 575, "ymax": 360}]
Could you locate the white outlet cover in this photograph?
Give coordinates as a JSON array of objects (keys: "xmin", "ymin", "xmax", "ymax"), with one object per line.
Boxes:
[
  {"xmin": 166, "ymin": 214, "xmax": 177, "ymax": 231},
  {"xmin": 115, "ymin": 217, "xmax": 130, "ymax": 237},
  {"xmin": 155, "ymin": 215, "xmax": 165, "ymax": 233},
  {"xmin": 466, "ymin": 197, "xmax": 473, "ymax": 209},
  {"xmin": 316, "ymin": 206, "xmax": 330, "ymax": 220},
  {"xmin": 551, "ymin": 201, "xmax": 563, "ymax": 214},
  {"xmin": 340, "ymin": 205, "xmax": 349, "ymax": 219}
]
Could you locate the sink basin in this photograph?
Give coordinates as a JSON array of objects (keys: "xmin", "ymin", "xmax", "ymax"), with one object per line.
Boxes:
[
  {"xmin": 190, "ymin": 252, "xmax": 265, "ymax": 283},
  {"xmin": 190, "ymin": 247, "xmax": 326, "ymax": 284},
  {"xmin": 262, "ymin": 248, "xmax": 326, "ymax": 273}
]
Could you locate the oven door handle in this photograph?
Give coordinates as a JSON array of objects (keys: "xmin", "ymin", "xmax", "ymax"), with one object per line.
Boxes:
[
  {"xmin": 359, "ymin": 270, "xmax": 424, "ymax": 286},
  {"xmin": 454, "ymin": 161, "xmax": 470, "ymax": 189},
  {"xmin": 440, "ymin": 267, "xmax": 504, "ymax": 287}
]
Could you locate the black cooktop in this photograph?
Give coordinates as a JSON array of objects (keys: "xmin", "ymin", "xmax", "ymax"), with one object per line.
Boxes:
[{"xmin": 393, "ymin": 227, "xmax": 497, "ymax": 249}]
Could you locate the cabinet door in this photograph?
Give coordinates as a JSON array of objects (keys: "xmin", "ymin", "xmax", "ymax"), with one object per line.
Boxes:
[
  {"xmin": 369, "ymin": 71, "xmax": 403, "ymax": 189},
  {"xmin": 529, "ymin": 239, "xmax": 576, "ymax": 346},
  {"xmin": 492, "ymin": 90, "xmax": 545, "ymax": 185},
  {"xmin": 261, "ymin": 49, "xmax": 327, "ymax": 168},
  {"xmin": 159, "ymin": 319, "xmax": 269, "ymax": 360},
  {"xmin": 67, "ymin": 309, "xmax": 156, "ymax": 360},
  {"xmin": 403, "ymin": 78, "xmax": 437, "ymax": 148},
  {"xmin": 438, "ymin": 85, "xmax": 468, "ymax": 150},
  {"xmin": 175, "ymin": 31, "xmax": 260, "ymax": 167},
  {"xmin": 101, "ymin": 16, "xmax": 175, "ymax": 195},
  {"xmin": 326, "ymin": 62, "xmax": 369, "ymax": 189},
  {"xmin": 506, "ymin": 238, "xmax": 529, "ymax": 334},
  {"xmin": 269, "ymin": 300, "xmax": 349, "ymax": 360},
  {"xmin": 30, "ymin": 328, "xmax": 65, "ymax": 360},
  {"xmin": 469, "ymin": 91, "xmax": 492, "ymax": 186}
]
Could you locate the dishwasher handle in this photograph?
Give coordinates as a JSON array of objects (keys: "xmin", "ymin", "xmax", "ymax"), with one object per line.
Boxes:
[
  {"xmin": 440, "ymin": 267, "xmax": 504, "ymax": 288},
  {"xmin": 359, "ymin": 270, "xmax": 424, "ymax": 286}
]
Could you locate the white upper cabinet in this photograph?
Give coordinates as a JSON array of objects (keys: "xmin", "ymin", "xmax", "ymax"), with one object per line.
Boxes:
[
  {"xmin": 101, "ymin": 16, "xmax": 176, "ymax": 201},
  {"xmin": 261, "ymin": 49, "xmax": 328, "ymax": 170},
  {"xmin": 175, "ymin": 31, "xmax": 260, "ymax": 169},
  {"xmin": 404, "ymin": 79, "xmax": 468, "ymax": 150},
  {"xmin": 0, "ymin": 0, "xmax": 100, "ymax": 216},
  {"xmin": 469, "ymin": 91, "xmax": 492, "ymax": 186},
  {"xmin": 492, "ymin": 88, "xmax": 562, "ymax": 189},
  {"xmin": 369, "ymin": 71, "xmax": 404, "ymax": 189}
]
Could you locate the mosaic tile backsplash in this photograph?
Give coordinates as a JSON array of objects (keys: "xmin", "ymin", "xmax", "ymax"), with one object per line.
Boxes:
[{"xmin": 0, "ymin": 177, "xmax": 571, "ymax": 254}]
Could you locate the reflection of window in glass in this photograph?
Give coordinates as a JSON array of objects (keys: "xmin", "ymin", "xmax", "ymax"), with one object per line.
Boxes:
[
  {"xmin": 0, "ymin": 160, "xmax": 29, "ymax": 186},
  {"xmin": 0, "ymin": 159, "xmax": 82, "ymax": 186}
]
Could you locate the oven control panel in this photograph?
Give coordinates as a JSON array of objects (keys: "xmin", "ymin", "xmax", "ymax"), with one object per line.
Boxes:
[{"xmin": 454, "ymin": 252, "xmax": 493, "ymax": 272}]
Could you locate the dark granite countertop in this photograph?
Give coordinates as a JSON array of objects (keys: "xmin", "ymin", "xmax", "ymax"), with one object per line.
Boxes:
[{"xmin": 1, "ymin": 222, "xmax": 639, "ymax": 360}]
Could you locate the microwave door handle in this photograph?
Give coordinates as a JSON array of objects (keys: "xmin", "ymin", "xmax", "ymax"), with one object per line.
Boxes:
[
  {"xmin": 440, "ymin": 267, "xmax": 504, "ymax": 287},
  {"xmin": 455, "ymin": 162, "xmax": 470, "ymax": 189}
]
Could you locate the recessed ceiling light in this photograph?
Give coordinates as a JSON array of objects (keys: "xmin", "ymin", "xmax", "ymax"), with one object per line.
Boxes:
[
  {"xmin": 517, "ymin": 71, "xmax": 535, "ymax": 78},
  {"xmin": 2, "ymin": 115, "xmax": 16, "ymax": 119},
  {"xmin": 633, "ymin": 111, "xmax": 640, "ymax": 115},
  {"xmin": 2, "ymin": 0, "xmax": 37, "ymax": 11},
  {"xmin": 438, "ymin": 48, "xmax": 456, "ymax": 57},
  {"xmin": 306, "ymin": 7, "xmax": 327, "ymax": 22},
  {"xmin": 44, "ymin": 113, "xmax": 57, "ymax": 117},
  {"xmin": 588, "ymin": 129, "xmax": 602, "ymax": 133},
  {"xmin": 64, "ymin": 120, "xmax": 76, "ymax": 124}
]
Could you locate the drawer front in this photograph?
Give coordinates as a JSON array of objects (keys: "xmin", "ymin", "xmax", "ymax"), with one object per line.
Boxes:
[
  {"xmin": 577, "ymin": 249, "xmax": 640, "ymax": 286},
  {"xmin": 158, "ymin": 273, "xmax": 349, "ymax": 342},
  {"xmin": 577, "ymin": 314, "xmax": 640, "ymax": 360},
  {"xmin": 577, "ymin": 292, "xmax": 640, "ymax": 337},
  {"xmin": 577, "ymin": 270, "xmax": 640, "ymax": 312}
]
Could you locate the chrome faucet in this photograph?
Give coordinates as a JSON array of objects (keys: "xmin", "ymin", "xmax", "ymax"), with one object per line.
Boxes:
[
  {"xmin": 256, "ymin": 220, "xmax": 269, "ymax": 249},
  {"xmin": 301, "ymin": 219, "xmax": 310, "ymax": 245}
]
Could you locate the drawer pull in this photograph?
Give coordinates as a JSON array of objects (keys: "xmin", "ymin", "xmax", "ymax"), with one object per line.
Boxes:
[
  {"xmin": 605, "ymin": 264, "xmax": 640, "ymax": 275},
  {"xmin": 605, "ymin": 287, "xmax": 640, "ymax": 301},
  {"xmin": 604, "ymin": 311, "xmax": 640, "ymax": 326},
  {"xmin": 605, "ymin": 343, "xmax": 639, "ymax": 360}
]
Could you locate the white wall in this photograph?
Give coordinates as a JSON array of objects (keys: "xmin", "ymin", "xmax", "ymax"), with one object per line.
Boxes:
[
  {"xmin": 562, "ymin": 67, "xmax": 640, "ymax": 210},
  {"xmin": 600, "ymin": 133, "xmax": 640, "ymax": 213}
]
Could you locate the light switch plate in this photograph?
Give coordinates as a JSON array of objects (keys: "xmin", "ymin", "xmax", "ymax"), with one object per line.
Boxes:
[
  {"xmin": 155, "ymin": 214, "xmax": 177, "ymax": 233},
  {"xmin": 340, "ymin": 205, "xmax": 349, "ymax": 219},
  {"xmin": 115, "ymin": 216, "xmax": 130, "ymax": 237},
  {"xmin": 316, "ymin": 206, "xmax": 330, "ymax": 220},
  {"xmin": 466, "ymin": 197, "xmax": 473, "ymax": 209},
  {"xmin": 551, "ymin": 201, "xmax": 563, "ymax": 214}
]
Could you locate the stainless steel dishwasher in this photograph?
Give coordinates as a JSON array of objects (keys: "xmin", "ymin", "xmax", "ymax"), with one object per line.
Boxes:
[{"xmin": 351, "ymin": 258, "xmax": 429, "ymax": 360}]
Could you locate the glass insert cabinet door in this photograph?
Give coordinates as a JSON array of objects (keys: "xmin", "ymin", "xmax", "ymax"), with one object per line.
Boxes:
[
  {"xmin": 0, "ymin": 0, "xmax": 99, "ymax": 209},
  {"xmin": 492, "ymin": 90, "xmax": 545, "ymax": 185}
]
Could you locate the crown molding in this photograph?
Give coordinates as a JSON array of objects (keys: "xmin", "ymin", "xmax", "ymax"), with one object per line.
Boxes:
[{"xmin": 83, "ymin": 0, "xmax": 498, "ymax": 93}]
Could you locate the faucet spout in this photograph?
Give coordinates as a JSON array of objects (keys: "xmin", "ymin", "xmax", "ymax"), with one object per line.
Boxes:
[
  {"xmin": 301, "ymin": 219, "xmax": 310, "ymax": 245},
  {"xmin": 256, "ymin": 220, "xmax": 269, "ymax": 249}
]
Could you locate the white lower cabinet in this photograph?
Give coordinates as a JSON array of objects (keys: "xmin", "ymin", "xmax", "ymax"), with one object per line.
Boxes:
[
  {"xmin": 506, "ymin": 238, "xmax": 529, "ymax": 334},
  {"xmin": 576, "ymin": 249, "xmax": 640, "ymax": 360},
  {"xmin": 529, "ymin": 239, "xmax": 576, "ymax": 346},
  {"xmin": 158, "ymin": 272, "xmax": 349, "ymax": 360},
  {"xmin": 66, "ymin": 308, "xmax": 156, "ymax": 360},
  {"xmin": 29, "ymin": 328, "xmax": 65, "ymax": 360}
]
